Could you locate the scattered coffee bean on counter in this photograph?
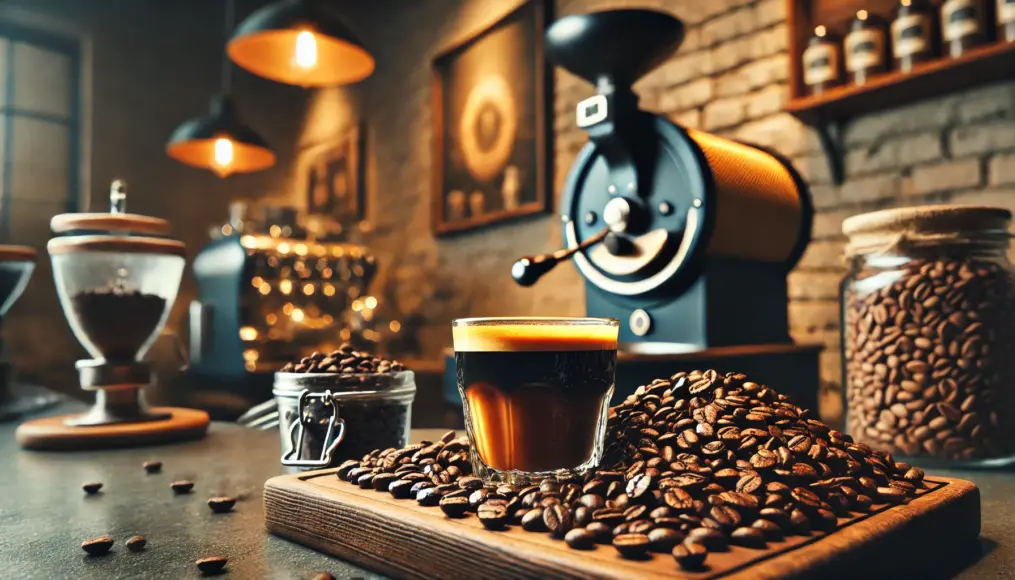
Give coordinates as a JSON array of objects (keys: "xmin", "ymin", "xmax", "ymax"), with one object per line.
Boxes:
[
  {"xmin": 126, "ymin": 536, "xmax": 147, "ymax": 552},
  {"xmin": 81, "ymin": 536, "xmax": 114, "ymax": 556},
  {"xmin": 280, "ymin": 343, "xmax": 405, "ymax": 375},
  {"xmin": 170, "ymin": 480, "xmax": 194, "ymax": 494},
  {"xmin": 143, "ymin": 460, "xmax": 162, "ymax": 474},
  {"xmin": 196, "ymin": 555, "xmax": 228, "ymax": 574},
  {"xmin": 309, "ymin": 573, "xmax": 335, "ymax": 580},
  {"xmin": 845, "ymin": 257, "xmax": 1015, "ymax": 461},
  {"xmin": 335, "ymin": 369, "xmax": 927, "ymax": 571},
  {"xmin": 82, "ymin": 482, "xmax": 103, "ymax": 495},
  {"xmin": 207, "ymin": 496, "xmax": 236, "ymax": 513}
]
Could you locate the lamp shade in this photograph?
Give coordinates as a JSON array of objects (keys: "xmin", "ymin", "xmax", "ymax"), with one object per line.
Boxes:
[
  {"xmin": 226, "ymin": 0, "xmax": 374, "ymax": 87},
  {"xmin": 166, "ymin": 95, "xmax": 276, "ymax": 177}
]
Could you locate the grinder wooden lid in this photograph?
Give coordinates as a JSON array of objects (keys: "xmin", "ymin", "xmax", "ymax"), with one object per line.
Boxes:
[
  {"xmin": 0, "ymin": 245, "xmax": 37, "ymax": 262},
  {"xmin": 50, "ymin": 213, "xmax": 171, "ymax": 236}
]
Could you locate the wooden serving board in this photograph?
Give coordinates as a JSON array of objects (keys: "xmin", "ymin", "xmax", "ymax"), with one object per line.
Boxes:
[{"xmin": 264, "ymin": 470, "xmax": 980, "ymax": 579}]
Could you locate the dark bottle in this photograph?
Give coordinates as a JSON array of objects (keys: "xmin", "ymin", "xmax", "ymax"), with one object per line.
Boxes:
[
  {"xmin": 999, "ymin": 0, "xmax": 1015, "ymax": 42},
  {"xmin": 941, "ymin": 0, "xmax": 989, "ymax": 57},
  {"xmin": 802, "ymin": 25, "xmax": 843, "ymax": 95},
  {"xmin": 845, "ymin": 10, "xmax": 889, "ymax": 85},
  {"xmin": 892, "ymin": 0, "xmax": 936, "ymax": 72}
]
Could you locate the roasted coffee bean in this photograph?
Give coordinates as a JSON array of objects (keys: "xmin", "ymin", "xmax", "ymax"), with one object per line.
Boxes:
[
  {"xmin": 336, "ymin": 460, "xmax": 359, "ymax": 480},
  {"xmin": 731, "ymin": 526, "xmax": 767, "ymax": 548},
  {"xmin": 521, "ymin": 508, "xmax": 546, "ymax": 532},
  {"xmin": 579, "ymin": 493, "xmax": 605, "ymax": 510},
  {"xmin": 207, "ymin": 496, "xmax": 236, "ymax": 513},
  {"xmin": 751, "ymin": 519, "xmax": 783, "ymax": 541},
  {"xmin": 372, "ymin": 473, "xmax": 398, "ymax": 492},
  {"xmin": 469, "ymin": 489, "xmax": 490, "ymax": 511},
  {"xmin": 416, "ymin": 487, "xmax": 442, "ymax": 507},
  {"xmin": 142, "ymin": 460, "xmax": 163, "ymax": 474},
  {"xmin": 647, "ymin": 528, "xmax": 684, "ymax": 553},
  {"xmin": 673, "ymin": 542, "xmax": 708, "ymax": 570},
  {"xmin": 81, "ymin": 536, "xmax": 114, "ymax": 556},
  {"xmin": 170, "ymin": 481, "xmax": 194, "ymax": 494},
  {"xmin": 686, "ymin": 527, "xmax": 728, "ymax": 552},
  {"xmin": 586, "ymin": 521, "xmax": 613, "ymax": 544},
  {"xmin": 564, "ymin": 528, "xmax": 596, "ymax": 550},
  {"xmin": 125, "ymin": 535, "xmax": 146, "ymax": 552},
  {"xmin": 439, "ymin": 496, "xmax": 470, "ymax": 518},
  {"xmin": 357, "ymin": 473, "xmax": 376, "ymax": 489},
  {"xmin": 458, "ymin": 476, "xmax": 483, "ymax": 491},
  {"xmin": 83, "ymin": 482, "xmax": 103, "ymax": 495},
  {"xmin": 410, "ymin": 481, "xmax": 434, "ymax": 497},
  {"xmin": 389, "ymin": 479, "xmax": 415, "ymax": 499},
  {"xmin": 573, "ymin": 506, "xmax": 592, "ymax": 527},
  {"xmin": 310, "ymin": 573, "xmax": 335, "ymax": 580},
  {"xmin": 736, "ymin": 473, "xmax": 762, "ymax": 494},
  {"xmin": 477, "ymin": 503, "xmax": 507, "ymax": 530},
  {"xmin": 613, "ymin": 533, "xmax": 650, "ymax": 559},
  {"xmin": 196, "ymin": 555, "xmax": 228, "ymax": 574},
  {"xmin": 543, "ymin": 503, "xmax": 572, "ymax": 538}
]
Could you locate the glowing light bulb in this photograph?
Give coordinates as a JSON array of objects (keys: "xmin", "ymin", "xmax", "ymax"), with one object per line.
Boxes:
[
  {"xmin": 291, "ymin": 308, "xmax": 305, "ymax": 323},
  {"xmin": 214, "ymin": 137, "xmax": 234, "ymax": 169},
  {"xmin": 295, "ymin": 31, "xmax": 318, "ymax": 69}
]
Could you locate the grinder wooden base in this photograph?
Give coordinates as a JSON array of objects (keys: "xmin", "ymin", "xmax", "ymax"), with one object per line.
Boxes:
[{"xmin": 15, "ymin": 407, "xmax": 209, "ymax": 450}]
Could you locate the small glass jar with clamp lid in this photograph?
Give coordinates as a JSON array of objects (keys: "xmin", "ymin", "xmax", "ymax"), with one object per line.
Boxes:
[{"xmin": 274, "ymin": 370, "xmax": 416, "ymax": 470}]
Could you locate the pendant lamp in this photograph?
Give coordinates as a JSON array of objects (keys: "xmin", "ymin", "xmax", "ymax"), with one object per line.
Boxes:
[
  {"xmin": 166, "ymin": 0, "xmax": 276, "ymax": 177},
  {"xmin": 226, "ymin": 0, "xmax": 374, "ymax": 88}
]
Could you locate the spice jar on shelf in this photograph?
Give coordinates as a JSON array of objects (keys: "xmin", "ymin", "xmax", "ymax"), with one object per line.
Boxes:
[
  {"xmin": 999, "ymin": 0, "xmax": 1015, "ymax": 42},
  {"xmin": 892, "ymin": 0, "xmax": 936, "ymax": 71},
  {"xmin": 941, "ymin": 0, "xmax": 989, "ymax": 57},
  {"xmin": 802, "ymin": 25, "xmax": 843, "ymax": 95},
  {"xmin": 842, "ymin": 205, "xmax": 1015, "ymax": 467},
  {"xmin": 845, "ymin": 10, "xmax": 889, "ymax": 85}
]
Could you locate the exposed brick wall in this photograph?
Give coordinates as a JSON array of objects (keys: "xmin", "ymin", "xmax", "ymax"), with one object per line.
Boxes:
[{"xmin": 310, "ymin": 0, "xmax": 1015, "ymax": 421}]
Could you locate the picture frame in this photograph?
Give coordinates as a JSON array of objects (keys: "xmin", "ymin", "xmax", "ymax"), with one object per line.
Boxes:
[
  {"xmin": 300, "ymin": 123, "xmax": 365, "ymax": 222},
  {"xmin": 431, "ymin": 0, "xmax": 553, "ymax": 236}
]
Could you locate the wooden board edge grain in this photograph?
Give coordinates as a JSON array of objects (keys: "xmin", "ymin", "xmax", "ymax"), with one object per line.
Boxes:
[
  {"xmin": 265, "ymin": 472, "xmax": 980, "ymax": 580},
  {"xmin": 264, "ymin": 472, "xmax": 679, "ymax": 580},
  {"xmin": 723, "ymin": 477, "xmax": 981, "ymax": 580}
]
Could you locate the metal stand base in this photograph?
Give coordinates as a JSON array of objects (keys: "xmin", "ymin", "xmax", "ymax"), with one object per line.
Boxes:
[{"xmin": 64, "ymin": 359, "xmax": 170, "ymax": 427}]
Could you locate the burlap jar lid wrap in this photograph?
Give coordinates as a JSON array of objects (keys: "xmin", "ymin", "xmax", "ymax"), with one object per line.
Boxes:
[{"xmin": 842, "ymin": 205, "xmax": 1013, "ymax": 257}]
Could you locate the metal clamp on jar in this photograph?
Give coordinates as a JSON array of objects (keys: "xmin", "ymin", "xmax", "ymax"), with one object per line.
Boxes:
[{"xmin": 842, "ymin": 205, "xmax": 1015, "ymax": 467}]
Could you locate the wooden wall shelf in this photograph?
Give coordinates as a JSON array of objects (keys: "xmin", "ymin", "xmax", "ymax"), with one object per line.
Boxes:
[
  {"xmin": 787, "ymin": 40, "xmax": 1015, "ymax": 122},
  {"xmin": 784, "ymin": 0, "xmax": 1015, "ymax": 184}
]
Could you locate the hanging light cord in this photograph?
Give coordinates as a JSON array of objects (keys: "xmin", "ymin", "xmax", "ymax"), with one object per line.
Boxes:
[{"xmin": 221, "ymin": 0, "xmax": 235, "ymax": 94}]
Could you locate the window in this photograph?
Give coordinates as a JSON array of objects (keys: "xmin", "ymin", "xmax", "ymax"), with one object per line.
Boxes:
[{"xmin": 0, "ymin": 22, "xmax": 81, "ymax": 245}]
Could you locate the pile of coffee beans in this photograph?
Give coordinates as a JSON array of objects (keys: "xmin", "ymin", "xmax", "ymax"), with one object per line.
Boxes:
[
  {"xmin": 335, "ymin": 370, "xmax": 924, "ymax": 571},
  {"xmin": 845, "ymin": 257, "xmax": 1015, "ymax": 461},
  {"xmin": 70, "ymin": 287, "xmax": 167, "ymax": 360},
  {"xmin": 281, "ymin": 344, "xmax": 405, "ymax": 375}
]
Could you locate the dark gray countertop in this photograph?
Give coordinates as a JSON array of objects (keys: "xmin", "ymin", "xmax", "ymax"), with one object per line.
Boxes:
[{"xmin": 0, "ymin": 401, "xmax": 1010, "ymax": 579}]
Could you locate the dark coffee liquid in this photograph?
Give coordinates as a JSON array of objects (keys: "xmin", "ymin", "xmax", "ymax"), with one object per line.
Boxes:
[
  {"xmin": 456, "ymin": 349, "xmax": 615, "ymax": 473},
  {"xmin": 71, "ymin": 289, "xmax": 166, "ymax": 360}
]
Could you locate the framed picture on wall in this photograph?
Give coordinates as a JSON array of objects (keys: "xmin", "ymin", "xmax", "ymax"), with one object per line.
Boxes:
[
  {"xmin": 303, "ymin": 123, "xmax": 365, "ymax": 222},
  {"xmin": 431, "ymin": 0, "xmax": 553, "ymax": 236}
]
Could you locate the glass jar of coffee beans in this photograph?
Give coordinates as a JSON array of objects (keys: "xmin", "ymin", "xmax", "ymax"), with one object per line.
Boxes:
[
  {"xmin": 274, "ymin": 346, "xmax": 415, "ymax": 470},
  {"xmin": 842, "ymin": 205, "xmax": 1015, "ymax": 467}
]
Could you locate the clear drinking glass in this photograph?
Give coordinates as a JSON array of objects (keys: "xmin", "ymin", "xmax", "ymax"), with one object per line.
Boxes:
[{"xmin": 452, "ymin": 317, "xmax": 619, "ymax": 484}]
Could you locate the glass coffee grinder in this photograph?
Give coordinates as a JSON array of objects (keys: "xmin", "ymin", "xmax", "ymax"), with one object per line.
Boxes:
[{"xmin": 16, "ymin": 180, "xmax": 210, "ymax": 450}]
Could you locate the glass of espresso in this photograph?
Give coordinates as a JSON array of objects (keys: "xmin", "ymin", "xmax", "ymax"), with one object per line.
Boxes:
[{"xmin": 452, "ymin": 317, "xmax": 619, "ymax": 484}]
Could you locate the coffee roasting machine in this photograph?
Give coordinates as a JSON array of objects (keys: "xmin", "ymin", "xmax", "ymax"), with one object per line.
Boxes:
[
  {"xmin": 179, "ymin": 206, "xmax": 377, "ymax": 419},
  {"xmin": 445, "ymin": 9, "xmax": 820, "ymax": 411}
]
